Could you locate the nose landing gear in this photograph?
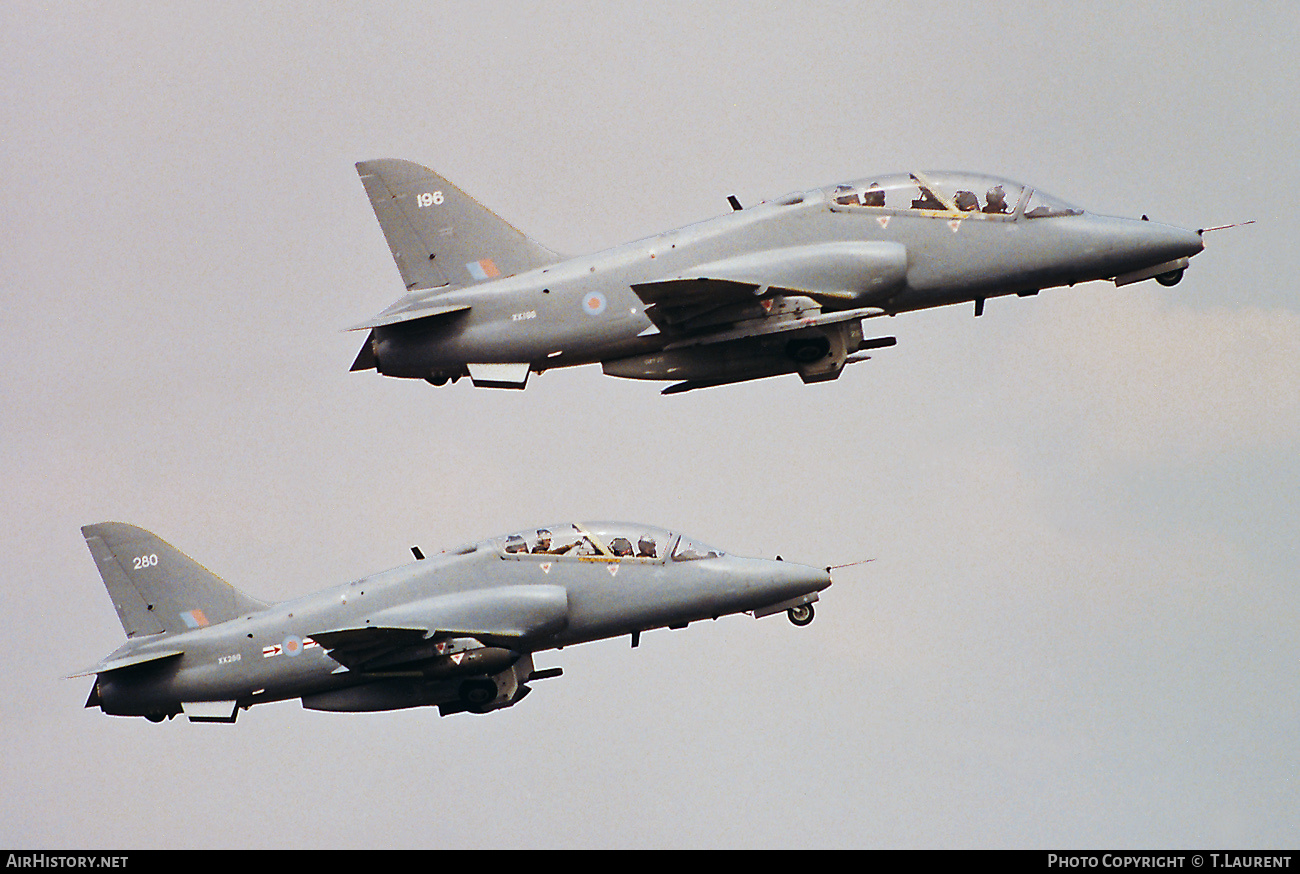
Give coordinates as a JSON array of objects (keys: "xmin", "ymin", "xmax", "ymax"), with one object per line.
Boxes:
[{"xmin": 787, "ymin": 604, "xmax": 815, "ymax": 626}]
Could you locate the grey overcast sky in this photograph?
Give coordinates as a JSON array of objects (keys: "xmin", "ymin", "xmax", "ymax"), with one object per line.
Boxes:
[{"xmin": 3, "ymin": 1, "xmax": 1297, "ymax": 849}]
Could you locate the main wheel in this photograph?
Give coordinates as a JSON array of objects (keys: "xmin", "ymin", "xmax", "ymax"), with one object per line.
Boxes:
[
  {"xmin": 1156, "ymin": 269, "xmax": 1184, "ymax": 287},
  {"xmin": 459, "ymin": 679, "xmax": 497, "ymax": 707},
  {"xmin": 786, "ymin": 336, "xmax": 831, "ymax": 364},
  {"xmin": 787, "ymin": 604, "xmax": 815, "ymax": 626}
]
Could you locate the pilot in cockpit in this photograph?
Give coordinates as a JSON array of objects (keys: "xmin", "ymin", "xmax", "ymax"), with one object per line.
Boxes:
[
  {"xmin": 834, "ymin": 184, "xmax": 860, "ymax": 206},
  {"xmin": 983, "ymin": 185, "xmax": 1010, "ymax": 214},
  {"xmin": 637, "ymin": 534, "xmax": 658, "ymax": 558},
  {"xmin": 862, "ymin": 182, "xmax": 885, "ymax": 207},
  {"xmin": 532, "ymin": 529, "xmax": 576, "ymax": 555},
  {"xmin": 954, "ymin": 190, "xmax": 980, "ymax": 212}
]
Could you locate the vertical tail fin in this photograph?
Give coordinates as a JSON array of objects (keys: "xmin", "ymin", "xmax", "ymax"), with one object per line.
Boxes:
[
  {"xmin": 356, "ymin": 159, "xmax": 561, "ymax": 291},
  {"xmin": 82, "ymin": 522, "xmax": 269, "ymax": 638}
]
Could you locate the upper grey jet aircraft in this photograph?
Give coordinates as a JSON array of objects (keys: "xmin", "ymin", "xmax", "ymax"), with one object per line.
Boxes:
[
  {"xmin": 71, "ymin": 521, "xmax": 830, "ymax": 722},
  {"xmin": 349, "ymin": 160, "xmax": 1207, "ymax": 393}
]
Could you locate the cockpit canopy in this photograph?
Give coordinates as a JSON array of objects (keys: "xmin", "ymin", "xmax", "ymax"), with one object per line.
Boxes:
[
  {"xmin": 825, "ymin": 171, "xmax": 1082, "ymax": 219},
  {"xmin": 495, "ymin": 523, "xmax": 724, "ymax": 562}
]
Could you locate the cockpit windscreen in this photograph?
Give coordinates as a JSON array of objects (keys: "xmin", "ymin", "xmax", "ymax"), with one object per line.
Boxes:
[
  {"xmin": 496, "ymin": 523, "xmax": 703, "ymax": 562},
  {"xmin": 826, "ymin": 172, "xmax": 1082, "ymax": 219}
]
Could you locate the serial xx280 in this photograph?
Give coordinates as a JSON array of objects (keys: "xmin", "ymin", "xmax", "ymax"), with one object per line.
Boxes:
[{"xmin": 71, "ymin": 521, "xmax": 831, "ymax": 721}]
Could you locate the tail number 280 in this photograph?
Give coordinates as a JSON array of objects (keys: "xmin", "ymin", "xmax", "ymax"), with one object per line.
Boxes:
[{"xmin": 132, "ymin": 554, "xmax": 159, "ymax": 569}]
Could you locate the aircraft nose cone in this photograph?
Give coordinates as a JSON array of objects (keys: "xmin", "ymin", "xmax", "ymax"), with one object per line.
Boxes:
[
  {"xmin": 767, "ymin": 558, "xmax": 832, "ymax": 599},
  {"xmin": 1138, "ymin": 220, "xmax": 1204, "ymax": 262},
  {"xmin": 1171, "ymin": 225, "xmax": 1205, "ymax": 259}
]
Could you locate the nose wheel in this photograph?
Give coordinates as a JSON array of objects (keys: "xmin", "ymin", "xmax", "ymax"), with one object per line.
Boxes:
[{"xmin": 787, "ymin": 604, "xmax": 815, "ymax": 626}]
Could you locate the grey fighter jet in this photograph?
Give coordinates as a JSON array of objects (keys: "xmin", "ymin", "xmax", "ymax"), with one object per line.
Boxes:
[
  {"xmin": 70, "ymin": 522, "xmax": 830, "ymax": 722},
  {"xmin": 349, "ymin": 161, "xmax": 1207, "ymax": 393}
]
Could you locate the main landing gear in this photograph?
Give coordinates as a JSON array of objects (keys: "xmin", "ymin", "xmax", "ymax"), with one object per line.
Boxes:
[{"xmin": 459, "ymin": 678, "xmax": 497, "ymax": 707}]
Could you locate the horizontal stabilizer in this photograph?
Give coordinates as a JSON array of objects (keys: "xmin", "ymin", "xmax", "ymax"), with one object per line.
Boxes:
[
  {"xmin": 66, "ymin": 647, "xmax": 184, "ymax": 679},
  {"xmin": 345, "ymin": 301, "xmax": 473, "ymax": 332}
]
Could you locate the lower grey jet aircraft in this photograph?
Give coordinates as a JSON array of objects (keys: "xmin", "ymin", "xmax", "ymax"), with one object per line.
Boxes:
[
  {"xmin": 71, "ymin": 522, "xmax": 830, "ymax": 722},
  {"xmin": 348, "ymin": 160, "xmax": 1208, "ymax": 393}
]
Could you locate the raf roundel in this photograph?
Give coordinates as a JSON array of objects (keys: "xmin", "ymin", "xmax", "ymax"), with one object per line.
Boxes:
[{"xmin": 582, "ymin": 291, "xmax": 607, "ymax": 316}]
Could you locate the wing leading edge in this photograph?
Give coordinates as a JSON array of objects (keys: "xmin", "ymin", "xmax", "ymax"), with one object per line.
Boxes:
[
  {"xmin": 311, "ymin": 584, "xmax": 570, "ymax": 671},
  {"xmin": 611, "ymin": 242, "xmax": 905, "ymax": 393},
  {"xmin": 630, "ymin": 241, "xmax": 904, "ymax": 344}
]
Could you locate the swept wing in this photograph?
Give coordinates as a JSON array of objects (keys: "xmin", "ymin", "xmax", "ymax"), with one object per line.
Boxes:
[
  {"xmin": 631, "ymin": 241, "xmax": 903, "ymax": 342},
  {"xmin": 310, "ymin": 584, "xmax": 570, "ymax": 671}
]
